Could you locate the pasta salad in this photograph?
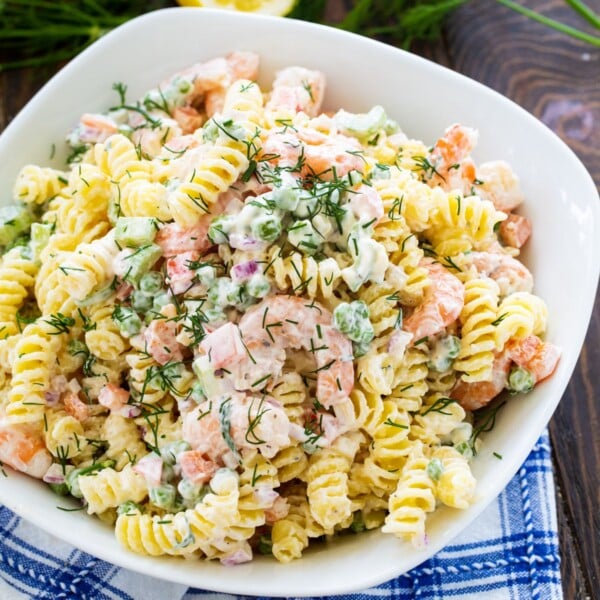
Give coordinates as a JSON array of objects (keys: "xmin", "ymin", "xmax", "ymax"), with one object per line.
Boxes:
[{"xmin": 0, "ymin": 51, "xmax": 560, "ymax": 565}]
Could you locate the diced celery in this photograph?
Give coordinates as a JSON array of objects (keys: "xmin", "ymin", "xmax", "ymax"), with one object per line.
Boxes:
[
  {"xmin": 30, "ymin": 223, "xmax": 53, "ymax": 261},
  {"xmin": 426, "ymin": 458, "xmax": 444, "ymax": 481},
  {"xmin": 122, "ymin": 244, "xmax": 162, "ymax": 284},
  {"xmin": 0, "ymin": 204, "xmax": 32, "ymax": 247},
  {"xmin": 335, "ymin": 105, "xmax": 387, "ymax": 140},
  {"xmin": 115, "ymin": 217, "xmax": 157, "ymax": 247}
]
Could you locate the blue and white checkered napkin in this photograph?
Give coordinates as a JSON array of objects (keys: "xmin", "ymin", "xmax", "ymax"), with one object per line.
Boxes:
[{"xmin": 0, "ymin": 431, "xmax": 561, "ymax": 600}]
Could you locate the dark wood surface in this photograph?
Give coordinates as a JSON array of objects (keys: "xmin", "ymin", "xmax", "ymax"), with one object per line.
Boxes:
[{"xmin": 1, "ymin": 1, "xmax": 599, "ymax": 597}]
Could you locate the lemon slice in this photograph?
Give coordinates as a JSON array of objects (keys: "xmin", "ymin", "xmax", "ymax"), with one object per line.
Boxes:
[{"xmin": 177, "ymin": 0, "xmax": 296, "ymax": 17}]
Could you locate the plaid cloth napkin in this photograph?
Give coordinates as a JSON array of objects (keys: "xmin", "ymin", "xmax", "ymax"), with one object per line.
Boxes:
[{"xmin": 0, "ymin": 431, "xmax": 561, "ymax": 600}]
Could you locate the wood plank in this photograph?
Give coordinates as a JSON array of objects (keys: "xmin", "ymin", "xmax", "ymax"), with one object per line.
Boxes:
[{"xmin": 554, "ymin": 449, "xmax": 594, "ymax": 599}]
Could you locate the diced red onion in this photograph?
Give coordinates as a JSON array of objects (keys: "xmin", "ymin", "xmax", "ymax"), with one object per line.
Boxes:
[
  {"xmin": 231, "ymin": 260, "xmax": 259, "ymax": 283},
  {"xmin": 220, "ymin": 545, "xmax": 253, "ymax": 566},
  {"xmin": 119, "ymin": 405, "xmax": 142, "ymax": 419},
  {"xmin": 44, "ymin": 391, "xmax": 61, "ymax": 406},
  {"xmin": 228, "ymin": 233, "xmax": 260, "ymax": 251},
  {"xmin": 42, "ymin": 463, "xmax": 66, "ymax": 485}
]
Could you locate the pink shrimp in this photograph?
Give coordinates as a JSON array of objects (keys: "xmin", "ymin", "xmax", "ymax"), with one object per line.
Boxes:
[
  {"xmin": 403, "ymin": 259, "xmax": 464, "ymax": 341},
  {"xmin": 155, "ymin": 220, "xmax": 213, "ymax": 257},
  {"xmin": 451, "ymin": 352, "xmax": 512, "ymax": 411},
  {"xmin": 498, "ymin": 213, "xmax": 532, "ymax": 249},
  {"xmin": 172, "ymin": 106, "xmax": 206, "ymax": 134},
  {"xmin": 63, "ymin": 392, "xmax": 89, "ymax": 422},
  {"xmin": 237, "ymin": 295, "xmax": 354, "ymax": 407},
  {"xmin": 0, "ymin": 421, "xmax": 52, "ymax": 479},
  {"xmin": 144, "ymin": 304, "xmax": 184, "ymax": 365},
  {"xmin": 178, "ymin": 450, "xmax": 219, "ymax": 485},
  {"xmin": 469, "ymin": 251, "xmax": 533, "ymax": 296},
  {"xmin": 428, "ymin": 123, "xmax": 478, "ymax": 192},
  {"xmin": 266, "ymin": 66, "xmax": 326, "ymax": 117},
  {"xmin": 476, "ymin": 160, "xmax": 524, "ymax": 212},
  {"xmin": 506, "ymin": 335, "xmax": 561, "ymax": 383},
  {"xmin": 171, "ymin": 51, "xmax": 259, "ymax": 118},
  {"xmin": 98, "ymin": 384, "xmax": 130, "ymax": 413},
  {"xmin": 349, "ymin": 184, "xmax": 384, "ymax": 225},
  {"xmin": 260, "ymin": 130, "xmax": 365, "ymax": 180},
  {"xmin": 166, "ymin": 250, "xmax": 200, "ymax": 295},
  {"xmin": 182, "ymin": 393, "xmax": 292, "ymax": 462},
  {"xmin": 73, "ymin": 113, "xmax": 119, "ymax": 144}
]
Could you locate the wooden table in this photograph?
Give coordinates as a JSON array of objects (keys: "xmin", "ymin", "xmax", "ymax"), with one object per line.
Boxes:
[{"xmin": 1, "ymin": 0, "xmax": 598, "ymax": 596}]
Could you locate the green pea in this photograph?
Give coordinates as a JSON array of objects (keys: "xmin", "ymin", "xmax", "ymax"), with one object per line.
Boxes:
[
  {"xmin": 271, "ymin": 186, "xmax": 300, "ymax": 211},
  {"xmin": 208, "ymin": 215, "xmax": 232, "ymax": 245},
  {"xmin": 508, "ymin": 366, "xmax": 535, "ymax": 394},
  {"xmin": 149, "ymin": 484, "xmax": 177, "ymax": 510},
  {"xmin": 131, "ymin": 290, "xmax": 153, "ymax": 312},
  {"xmin": 252, "ymin": 215, "xmax": 281, "ymax": 243},
  {"xmin": 139, "ymin": 271, "xmax": 163, "ymax": 295}
]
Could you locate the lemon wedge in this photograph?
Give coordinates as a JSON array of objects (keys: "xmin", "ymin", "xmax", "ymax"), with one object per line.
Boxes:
[{"xmin": 177, "ymin": 0, "xmax": 296, "ymax": 17}]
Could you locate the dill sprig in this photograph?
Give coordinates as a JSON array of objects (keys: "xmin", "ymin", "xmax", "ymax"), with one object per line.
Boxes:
[{"xmin": 0, "ymin": 0, "xmax": 169, "ymax": 71}]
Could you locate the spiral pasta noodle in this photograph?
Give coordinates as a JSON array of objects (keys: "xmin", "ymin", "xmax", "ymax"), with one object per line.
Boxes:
[
  {"xmin": 454, "ymin": 277, "xmax": 500, "ymax": 382},
  {"xmin": 80, "ymin": 465, "xmax": 148, "ymax": 515},
  {"xmin": 382, "ymin": 444, "xmax": 436, "ymax": 544}
]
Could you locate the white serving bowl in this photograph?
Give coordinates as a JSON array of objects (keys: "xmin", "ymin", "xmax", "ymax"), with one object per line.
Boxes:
[{"xmin": 0, "ymin": 8, "xmax": 598, "ymax": 597}]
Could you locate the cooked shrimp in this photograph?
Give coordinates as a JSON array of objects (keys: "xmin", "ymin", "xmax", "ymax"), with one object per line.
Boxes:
[
  {"xmin": 238, "ymin": 295, "xmax": 355, "ymax": 407},
  {"xmin": 98, "ymin": 383, "xmax": 130, "ymax": 413},
  {"xmin": 182, "ymin": 393, "xmax": 292, "ymax": 462},
  {"xmin": 266, "ymin": 66, "xmax": 326, "ymax": 117},
  {"xmin": 72, "ymin": 113, "xmax": 119, "ymax": 145},
  {"xmin": 506, "ymin": 335, "xmax": 561, "ymax": 383},
  {"xmin": 348, "ymin": 184, "xmax": 384, "ymax": 225},
  {"xmin": 469, "ymin": 251, "xmax": 533, "ymax": 296},
  {"xmin": 428, "ymin": 123, "xmax": 478, "ymax": 192},
  {"xmin": 451, "ymin": 352, "xmax": 512, "ymax": 411},
  {"xmin": 144, "ymin": 304, "xmax": 185, "ymax": 365},
  {"xmin": 498, "ymin": 213, "xmax": 532, "ymax": 249},
  {"xmin": 166, "ymin": 250, "xmax": 200, "ymax": 295},
  {"xmin": 0, "ymin": 420, "xmax": 52, "ymax": 479},
  {"xmin": 63, "ymin": 392, "xmax": 90, "ymax": 422},
  {"xmin": 260, "ymin": 129, "xmax": 365, "ymax": 180},
  {"xmin": 155, "ymin": 220, "xmax": 213, "ymax": 257},
  {"xmin": 476, "ymin": 160, "xmax": 524, "ymax": 212},
  {"xmin": 403, "ymin": 259, "xmax": 464, "ymax": 341},
  {"xmin": 178, "ymin": 450, "xmax": 219, "ymax": 485}
]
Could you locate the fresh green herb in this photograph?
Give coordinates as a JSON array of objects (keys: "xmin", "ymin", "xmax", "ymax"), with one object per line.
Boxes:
[
  {"xmin": 420, "ymin": 396, "xmax": 457, "ymax": 416},
  {"xmin": 384, "ymin": 418, "xmax": 408, "ymax": 429},
  {"xmin": 43, "ymin": 313, "xmax": 75, "ymax": 335}
]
